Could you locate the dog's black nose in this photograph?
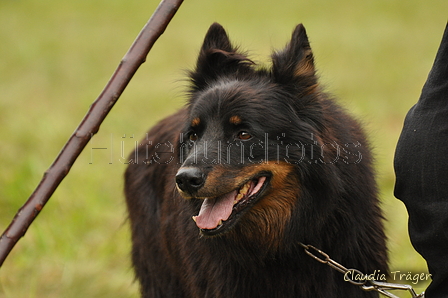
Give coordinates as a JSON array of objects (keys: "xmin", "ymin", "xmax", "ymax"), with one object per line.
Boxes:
[{"xmin": 175, "ymin": 167, "xmax": 205, "ymax": 194}]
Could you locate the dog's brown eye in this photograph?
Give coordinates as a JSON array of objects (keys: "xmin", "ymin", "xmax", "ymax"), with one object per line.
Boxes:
[
  {"xmin": 237, "ymin": 131, "xmax": 252, "ymax": 140},
  {"xmin": 189, "ymin": 133, "xmax": 198, "ymax": 141}
]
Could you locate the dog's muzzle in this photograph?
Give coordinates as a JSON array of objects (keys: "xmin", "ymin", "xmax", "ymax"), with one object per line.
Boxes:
[{"xmin": 175, "ymin": 167, "xmax": 205, "ymax": 196}]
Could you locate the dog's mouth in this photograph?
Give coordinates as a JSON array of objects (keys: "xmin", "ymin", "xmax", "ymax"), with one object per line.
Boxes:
[{"xmin": 192, "ymin": 175, "xmax": 270, "ymax": 236}]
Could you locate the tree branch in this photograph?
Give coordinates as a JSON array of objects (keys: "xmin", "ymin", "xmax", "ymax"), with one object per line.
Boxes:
[{"xmin": 0, "ymin": 0, "xmax": 184, "ymax": 267}]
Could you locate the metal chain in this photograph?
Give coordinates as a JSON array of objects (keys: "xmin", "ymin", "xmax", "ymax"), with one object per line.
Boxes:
[{"xmin": 299, "ymin": 243, "xmax": 425, "ymax": 298}]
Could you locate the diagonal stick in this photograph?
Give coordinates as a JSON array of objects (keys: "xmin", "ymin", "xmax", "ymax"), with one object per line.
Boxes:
[{"xmin": 0, "ymin": 0, "xmax": 184, "ymax": 267}]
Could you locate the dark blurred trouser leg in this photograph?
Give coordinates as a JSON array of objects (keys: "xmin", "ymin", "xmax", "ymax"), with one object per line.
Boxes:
[{"xmin": 394, "ymin": 23, "xmax": 448, "ymax": 297}]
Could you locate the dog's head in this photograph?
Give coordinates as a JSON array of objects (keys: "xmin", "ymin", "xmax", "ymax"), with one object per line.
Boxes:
[{"xmin": 175, "ymin": 23, "xmax": 339, "ymax": 245}]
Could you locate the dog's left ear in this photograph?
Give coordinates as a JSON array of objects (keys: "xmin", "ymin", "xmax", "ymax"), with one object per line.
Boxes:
[{"xmin": 272, "ymin": 24, "xmax": 315, "ymax": 84}]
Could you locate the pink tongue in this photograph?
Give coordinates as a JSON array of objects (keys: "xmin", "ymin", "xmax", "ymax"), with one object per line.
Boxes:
[{"xmin": 194, "ymin": 190, "xmax": 237, "ymax": 230}]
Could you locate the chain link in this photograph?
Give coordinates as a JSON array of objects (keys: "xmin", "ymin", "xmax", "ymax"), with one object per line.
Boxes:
[{"xmin": 299, "ymin": 243, "xmax": 425, "ymax": 298}]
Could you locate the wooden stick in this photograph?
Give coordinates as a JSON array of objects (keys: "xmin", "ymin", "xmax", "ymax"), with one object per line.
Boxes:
[{"xmin": 0, "ymin": 0, "xmax": 184, "ymax": 267}]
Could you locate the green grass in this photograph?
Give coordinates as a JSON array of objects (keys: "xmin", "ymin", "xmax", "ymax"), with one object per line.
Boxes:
[{"xmin": 0, "ymin": 0, "xmax": 447, "ymax": 297}]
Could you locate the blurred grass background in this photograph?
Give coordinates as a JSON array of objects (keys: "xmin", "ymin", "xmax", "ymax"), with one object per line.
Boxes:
[{"xmin": 0, "ymin": 0, "xmax": 447, "ymax": 297}]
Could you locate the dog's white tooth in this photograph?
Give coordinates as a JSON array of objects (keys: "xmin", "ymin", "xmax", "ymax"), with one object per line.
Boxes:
[
  {"xmin": 239, "ymin": 182, "xmax": 249, "ymax": 194},
  {"xmin": 234, "ymin": 193, "xmax": 243, "ymax": 205},
  {"xmin": 192, "ymin": 216, "xmax": 197, "ymax": 222},
  {"xmin": 218, "ymin": 220, "xmax": 223, "ymax": 226}
]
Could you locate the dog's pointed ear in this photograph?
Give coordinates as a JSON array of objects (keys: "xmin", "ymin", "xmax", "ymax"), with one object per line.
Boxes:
[
  {"xmin": 200, "ymin": 22, "xmax": 234, "ymax": 53},
  {"xmin": 189, "ymin": 23, "xmax": 254, "ymax": 92},
  {"xmin": 272, "ymin": 24, "xmax": 315, "ymax": 84}
]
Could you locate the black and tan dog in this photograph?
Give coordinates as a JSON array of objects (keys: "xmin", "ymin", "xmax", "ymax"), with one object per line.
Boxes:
[{"xmin": 124, "ymin": 23, "xmax": 387, "ymax": 297}]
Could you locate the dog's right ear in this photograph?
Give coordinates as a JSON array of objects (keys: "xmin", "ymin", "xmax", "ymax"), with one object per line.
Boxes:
[
  {"xmin": 200, "ymin": 22, "xmax": 234, "ymax": 53},
  {"xmin": 189, "ymin": 23, "xmax": 254, "ymax": 92}
]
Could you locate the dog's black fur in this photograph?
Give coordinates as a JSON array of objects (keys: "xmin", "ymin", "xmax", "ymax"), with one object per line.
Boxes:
[{"xmin": 124, "ymin": 23, "xmax": 388, "ymax": 297}]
